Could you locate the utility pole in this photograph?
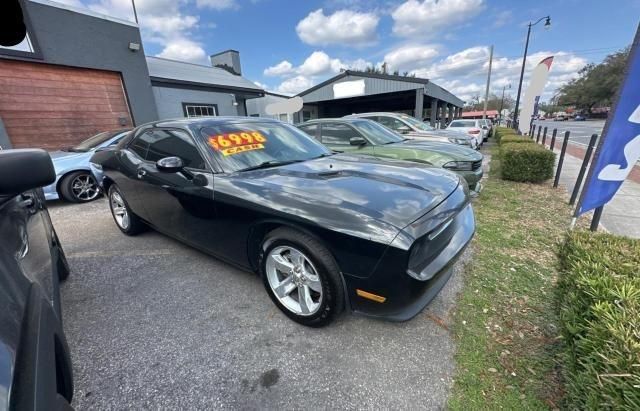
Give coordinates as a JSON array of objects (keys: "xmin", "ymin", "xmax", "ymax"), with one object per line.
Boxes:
[
  {"xmin": 482, "ymin": 45, "xmax": 494, "ymax": 120},
  {"xmin": 499, "ymin": 84, "xmax": 511, "ymax": 125},
  {"xmin": 513, "ymin": 16, "xmax": 551, "ymax": 129},
  {"xmin": 131, "ymin": 0, "xmax": 139, "ymax": 24}
]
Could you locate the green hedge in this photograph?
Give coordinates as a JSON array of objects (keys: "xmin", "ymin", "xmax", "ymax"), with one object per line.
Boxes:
[
  {"xmin": 558, "ymin": 232, "xmax": 640, "ymax": 410},
  {"xmin": 500, "ymin": 143, "xmax": 555, "ymax": 183},
  {"xmin": 499, "ymin": 135, "xmax": 534, "ymax": 146},
  {"xmin": 494, "ymin": 127, "xmax": 519, "ymax": 144}
]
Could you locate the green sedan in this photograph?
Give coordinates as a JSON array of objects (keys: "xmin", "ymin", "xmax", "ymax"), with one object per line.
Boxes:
[{"xmin": 297, "ymin": 118, "xmax": 483, "ymax": 191}]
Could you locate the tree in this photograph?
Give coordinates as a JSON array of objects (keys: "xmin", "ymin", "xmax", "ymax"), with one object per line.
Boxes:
[
  {"xmin": 555, "ymin": 47, "xmax": 629, "ymax": 112},
  {"xmin": 464, "ymin": 93, "xmax": 514, "ymax": 111}
]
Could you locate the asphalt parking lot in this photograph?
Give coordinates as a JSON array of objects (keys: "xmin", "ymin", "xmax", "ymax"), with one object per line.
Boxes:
[{"xmin": 50, "ymin": 198, "xmax": 469, "ymax": 409}]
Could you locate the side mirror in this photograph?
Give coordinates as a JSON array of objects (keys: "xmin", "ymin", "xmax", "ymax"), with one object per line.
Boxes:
[
  {"xmin": 0, "ymin": 149, "xmax": 55, "ymax": 196},
  {"xmin": 397, "ymin": 125, "xmax": 411, "ymax": 134},
  {"xmin": 482, "ymin": 126, "xmax": 488, "ymax": 130},
  {"xmin": 156, "ymin": 156, "xmax": 184, "ymax": 173},
  {"xmin": 349, "ymin": 137, "xmax": 366, "ymax": 146}
]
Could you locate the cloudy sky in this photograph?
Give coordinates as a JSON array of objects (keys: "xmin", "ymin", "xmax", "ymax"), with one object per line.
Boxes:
[{"xmin": 54, "ymin": 0, "xmax": 639, "ymax": 102}]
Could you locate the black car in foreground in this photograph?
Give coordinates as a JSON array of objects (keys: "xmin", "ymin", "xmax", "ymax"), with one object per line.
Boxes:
[
  {"xmin": 0, "ymin": 149, "xmax": 74, "ymax": 409},
  {"xmin": 91, "ymin": 117, "xmax": 475, "ymax": 327}
]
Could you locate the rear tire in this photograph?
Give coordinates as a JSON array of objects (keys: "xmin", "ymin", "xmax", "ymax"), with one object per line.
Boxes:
[
  {"xmin": 260, "ymin": 227, "xmax": 345, "ymax": 327},
  {"xmin": 59, "ymin": 171, "xmax": 100, "ymax": 203},
  {"xmin": 108, "ymin": 185, "xmax": 146, "ymax": 235}
]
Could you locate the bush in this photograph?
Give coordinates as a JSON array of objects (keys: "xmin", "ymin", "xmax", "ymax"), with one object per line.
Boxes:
[
  {"xmin": 558, "ymin": 232, "xmax": 640, "ymax": 410},
  {"xmin": 494, "ymin": 127, "xmax": 519, "ymax": 144},
  {"xmin": 499, "ymin": 135, "xmax": 534, "ymax": 146},
  {"xmin": 500, "ymin": 143, "xmax": 555, "ymax": 183}
]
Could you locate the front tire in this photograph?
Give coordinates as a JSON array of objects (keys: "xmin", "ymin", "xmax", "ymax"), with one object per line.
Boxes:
[
  {"xmin": 108, "ymin": 185, "xmax": 146, "ymax": 235},
  {"xmin": 59, "ymin": 171, "xmax": 100, "ymax": 203},
  {"xmin": 260, "ymin": 227, "xmax": 345, "ymax": 327}
]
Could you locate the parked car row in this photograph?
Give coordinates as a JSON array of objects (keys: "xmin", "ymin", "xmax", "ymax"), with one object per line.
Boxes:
[{"xmin": 0, "ymin": 113, "xmax": 481, "ymax": 408}]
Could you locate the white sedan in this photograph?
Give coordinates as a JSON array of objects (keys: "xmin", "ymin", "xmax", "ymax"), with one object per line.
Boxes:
[{"xmin": 446, "ymin": 119, "xmax": 487, "ymax": 148}]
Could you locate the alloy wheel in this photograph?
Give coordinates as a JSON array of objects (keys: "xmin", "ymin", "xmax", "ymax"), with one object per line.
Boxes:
[
  {"xmin": 265, "ymin": 246, "xmax": 323, "ymax": 316},
  {"xmin": 110, "ymin": 190, "xmax": 130, "ymax": 230},
  {"xmin": 71, "ymin": 174, "xmax": 100, "ymax": 201}
]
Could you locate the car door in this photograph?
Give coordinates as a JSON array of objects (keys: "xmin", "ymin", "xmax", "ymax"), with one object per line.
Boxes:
[
  {"xmin": 134, "ymin": 128, "xmax": 220, "ymax": 253},
  {"xmin": 319, "ymin": 122, "xmax": 374, "ymax": 154},
  {"xmin": 375, "ymin": 116, "xmax": 412, "ymax": 134},
  {"xmin": 297, "ymin": 123, "xmax": 320, "ymax": 142}
]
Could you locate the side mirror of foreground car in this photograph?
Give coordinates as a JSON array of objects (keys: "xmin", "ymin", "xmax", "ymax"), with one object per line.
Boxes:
[
  {"xmin": 0, "ymin": 149, "xmax": 55, "ymax": 196},
  {"xmin": 349, "ymin": 137, "xmax": 366, "ymax": 146},
  {"xmin": 156, "ymin": 156, "xmax": 184, "ymax": 173}
]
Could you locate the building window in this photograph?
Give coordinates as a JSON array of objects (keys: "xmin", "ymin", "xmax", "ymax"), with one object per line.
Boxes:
[
  {"xmin": 278, "ymin": 113, "xmax": 288, "ymax": 122},
  {"xmin": 182, "ymin": 103, "xmax": 217, "ymax": 118},
  {"xmin": 302, "ymin": 110, "xmax": 312, "ymax": 122}
]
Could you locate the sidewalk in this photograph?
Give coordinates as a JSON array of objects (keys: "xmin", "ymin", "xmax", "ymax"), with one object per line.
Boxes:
[{"xmin": 551, "ymin": 144, "xmax": 640, "ymax": 239}]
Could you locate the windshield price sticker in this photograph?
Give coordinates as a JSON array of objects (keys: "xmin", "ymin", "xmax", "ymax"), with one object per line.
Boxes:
[{"xmin": 208, "ymin": 131, "xmax": 267, "ymax": 156}]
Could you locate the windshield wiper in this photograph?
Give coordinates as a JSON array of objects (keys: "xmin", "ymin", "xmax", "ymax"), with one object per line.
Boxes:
[{"xmin": 240, "ymin": 159, "xmax": 305, "ymax": 172}]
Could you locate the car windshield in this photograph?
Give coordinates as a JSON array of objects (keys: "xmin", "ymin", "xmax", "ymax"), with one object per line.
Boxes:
[
  {"xmin": 397, "ymin": 114, "xmax": 435, "ymax": 131},
  {"xmin": 450, "ymin": 120, "xmax": 476, "ymax": 128},
  {"xmin": 67, "ymin": 130, "xmax": 127, "ymax": 152},
  {"xmin": 199, "ymin": 122, "xmax": 331, "ymax": 173},
  {"xmin": 352, "ymin": 120, "xmax": 404, "ymax": 144}
]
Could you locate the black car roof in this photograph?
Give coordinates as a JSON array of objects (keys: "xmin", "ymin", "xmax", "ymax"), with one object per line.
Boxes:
[
  {"xmin": 297, "ymin": 118, "xmax": 368, "ymax": 126},
  {"xmin": 150, "ymin": 116, "xmax": 282, "ymax": 129}
]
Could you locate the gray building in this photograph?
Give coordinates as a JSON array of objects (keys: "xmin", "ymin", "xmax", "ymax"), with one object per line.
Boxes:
[
  {"xmin": 245, "ymin": 91, "xmax": 294, "ymax": 123},
  {"xmin": 147, "ymin": 53, "xmax": 264, "ymax": 120},
  {"xmin": 0, "ymin": 0, "xmax": 157, "ymax": 149},
  {"xmin": 294, "ymin": 70, "xmax": 465, "ymax": 127},
  {"xmin": 0, "ymin": 1, "xmax": 265, "ymax": 150}
]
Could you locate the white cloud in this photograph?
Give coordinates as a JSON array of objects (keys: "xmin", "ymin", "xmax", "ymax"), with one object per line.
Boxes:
[
  {"xmin": 391, "ymin": 0, "xmax": 484, "ymax": 37},
  {"xmin": 74, "ymin": 0, "xmax": 211, "ymax": 64},
  {"xmin": 144, "ymin": 14, "xmax": 199, "ymax": 35},
  {"xmin": 275, "ymin": 76, "xmax": 315, "ymax": 95},
  {"xmin": 384, "ymin": 44, "xmax": 439, "ymax": 71},
  {"xmin": 408, "ymin": 46, "xmax": 588, "ymax": 102},
  {"xmin": 196, "ymin": 0, "xmax": 237, "ymax": 10},
  {"xmin": 267, "ymin": 51, "xmax": 374, "ymax": 96},
  {"xmin": 264, "ymin": 60, "xmax": 295, "ymax": 76},
  {"xmin": 296, "ymin": 8, "xmax": 379, "ymax": 46},
  {"xmin": 157, "ymin": 38, "xmax": 207, "ymax": 63},
  {"xmin": 298, "ymin": 51, "xmax": 342, "ymax": 76}
]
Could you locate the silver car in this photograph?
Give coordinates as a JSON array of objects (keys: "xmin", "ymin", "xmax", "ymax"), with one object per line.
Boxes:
[
  {"xmin": 345, "ymin": 112, "xmax": 476, "ymax": 148},
  {"xmin": 43, "ymin": 129, "xmax": 130, "ymax": 202}
]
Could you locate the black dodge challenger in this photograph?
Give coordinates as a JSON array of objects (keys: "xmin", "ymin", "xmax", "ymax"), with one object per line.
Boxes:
[{"xmin": 91, "ymin": 117, "xmax": 475, "ymax": 327}]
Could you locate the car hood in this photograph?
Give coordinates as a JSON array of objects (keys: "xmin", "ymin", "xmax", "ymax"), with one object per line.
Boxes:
[
  {"xmin": 49, "ymin": 150, "xmax": 91, "ymax": 173},
  {"xmin": 430, "ymin": 129, "xmax": 473, "ymax": 140},
  {"xmin": 217, "ymin": 154, "xmax": 461, "ymax": 245},
  {"xmin": 397, "ymin": 141, "xmax": 482, "ymax": 161}
]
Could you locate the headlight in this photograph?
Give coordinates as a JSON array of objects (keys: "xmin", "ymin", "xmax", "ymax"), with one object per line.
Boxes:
[{"xmin": 443, "ymin": 161, "xmax": 473, "ymax": 171}]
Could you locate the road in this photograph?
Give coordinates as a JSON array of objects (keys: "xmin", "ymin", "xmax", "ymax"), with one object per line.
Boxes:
[
  {"xmin": 50, "ymin": 198, "xmax": 468, "ymax": 410},
  {"xmin": 531, "ymin": 119, "xmax": 605, "ymax": 147}
]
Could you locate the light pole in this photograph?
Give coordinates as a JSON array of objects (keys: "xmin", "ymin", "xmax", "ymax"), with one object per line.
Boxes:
[
  {"xmin": 499, "ymin": 84, "xmax": 511, "ymax": 125},
  {"xmin": 512, "ymin": 16, "xmax": 551, "ymax": 130}
]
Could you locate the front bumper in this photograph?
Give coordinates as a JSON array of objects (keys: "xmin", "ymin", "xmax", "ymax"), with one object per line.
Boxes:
[
  {"xmin": 456, "ymin": 168, "xmax": 483, "ymax": 191},
  {"xmin": 343, "ymin": 202, "xmax": 475, "ymax": 321},
  {"xmin": 43, "ymin": 179, "xmax": 60, "ymax": 201}
]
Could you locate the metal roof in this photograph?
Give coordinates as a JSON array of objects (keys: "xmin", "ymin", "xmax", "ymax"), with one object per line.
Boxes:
[
  {"xmin": 146, "ymin": 56, "xmax": 263, "ymax": 94},
  {"xmin": 297, "ymin": 70, "xmax": 464, "ymax": 107}
]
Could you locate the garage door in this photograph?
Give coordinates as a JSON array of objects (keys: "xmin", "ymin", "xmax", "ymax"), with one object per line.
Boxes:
[{"xmin": 0, "ymin": 59, "xmax": 133, "ymax": 150}]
